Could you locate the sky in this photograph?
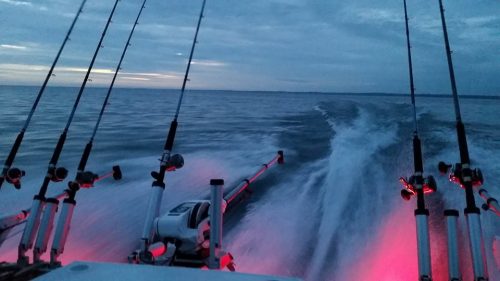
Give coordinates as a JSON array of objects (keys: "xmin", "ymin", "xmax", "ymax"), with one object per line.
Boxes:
[{"xmin": 0, "ymin": 0, "xmax": 499, "ymax": 94}]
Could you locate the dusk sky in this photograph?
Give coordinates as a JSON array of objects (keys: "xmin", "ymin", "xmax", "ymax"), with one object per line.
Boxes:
[{"xmin": 0, "ymin": 0, "xmax": 498, "ymax": 94}]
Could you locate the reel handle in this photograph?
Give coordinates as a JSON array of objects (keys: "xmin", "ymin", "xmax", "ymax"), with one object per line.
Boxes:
[
  {"xmin": 74, "ymin": 165, "xmax": 122, "ymax": 188},
  {"xmin": 438, "ymin": 161, "xmax": 452, "ymax": 174}
]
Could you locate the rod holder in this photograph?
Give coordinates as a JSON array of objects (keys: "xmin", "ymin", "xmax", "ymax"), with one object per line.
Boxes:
[
  {"xmin": 209, "ymin": 179, "xmax": 224, "ymax": 270},
  {"xmin": 33, "ymin": 198, "xmax": 59, "ymax": 263},
  {"xmin": 465, "ymin": 212, "xmax": 488, "ymax": 280},
  {"xmin": 415, "ymin": 209, "xmax": 432, "ymax": 281},
  {"xmin": 17, "ymin": 196, "xmax": 45, "ymax": 265},
  {"xmin": 140, "ymin": 184, "xmax": 164, "ymax": 253},
  {"xmin": 50, "ymin": 198, "xmax": 76, "ymax": 266},
  {"xmin": 444, "ymin": 209, "xmax": 461, "ymax": 281}
]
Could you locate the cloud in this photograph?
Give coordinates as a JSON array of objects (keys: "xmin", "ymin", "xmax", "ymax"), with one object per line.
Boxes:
[
  {"xmin": 120, "ymin": 77, "xmax": 150, "ymax": 81},
  {"xmin": 0, "ymin": 44, "xmax": 28, "ymax": 50},
  {"xmin": 0, "ymin": 63, "xmax": 184, "ymax": 88},
  {"xmin": 0, "ymin": 0, "xmax": 499, "ymax": 94},
  {"xmin": 0, "ymin": 0, "xmax": 32, "ymax": 7},
  {"xmin": 350, "ymin": 8, "xmax": 403, "ymax": 24},
  {"xmin": 463, "ymin": 15, "xmax": 498, "ymax": 27}
]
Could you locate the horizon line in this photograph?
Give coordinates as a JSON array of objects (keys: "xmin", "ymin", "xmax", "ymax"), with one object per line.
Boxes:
[{"xmin": 1, "ymin": 84, "xmax": 499, "ymax": 99}]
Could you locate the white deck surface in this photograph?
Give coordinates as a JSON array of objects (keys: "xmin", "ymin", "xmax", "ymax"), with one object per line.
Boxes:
[{"xmin": 34, "ymin": 261, "xmax": 303, "ymax": 281}]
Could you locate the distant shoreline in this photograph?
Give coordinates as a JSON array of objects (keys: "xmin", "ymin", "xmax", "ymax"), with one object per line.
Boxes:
[{"xmin": 1, "ymin": 84, "xmax": 499, "ymax": 100}]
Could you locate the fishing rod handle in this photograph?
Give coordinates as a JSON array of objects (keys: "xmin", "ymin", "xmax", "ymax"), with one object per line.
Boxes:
[
  {"xmin": 0, "ymin": 132, "xmax": 25, "ymax": 190},
  {"xmin": 165, "ymin": 120, "xmax": 178, "ymax": 152},
  {"xmin": 77, "ymin": 142, "xmax": 93, "ymax": 172}
]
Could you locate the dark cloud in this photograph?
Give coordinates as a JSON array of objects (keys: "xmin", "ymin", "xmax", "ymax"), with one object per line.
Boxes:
[{"xmin": 0, "ymin": 0, "xmax": 498, "ymax": 94}]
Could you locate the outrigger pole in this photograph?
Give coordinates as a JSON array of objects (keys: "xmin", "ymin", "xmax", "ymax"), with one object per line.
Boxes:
[
  {"xmin": 17, "ymin": 0, "xmax": 121, "ymax": 266},
  {"xmin": 436, "ymin": 0, "xmax": 489, "ymax": 279},
  {"xmin": 224, "ymin": 151, "xmax": 284, "ymax": 207},
  {"xmin": 398, "ymin": 1, "xmax": 436, "ymax": 280},
  {"xmin": 139, "ymin": 0, "xmax": 207, "ymax": 258},
  {"xmin": 49, "ymin": 0, "xmax": 147, "ymax": 266},
  {"xmin": 0, "ymin": 0, "xmax": 88, "ymax": 190}
]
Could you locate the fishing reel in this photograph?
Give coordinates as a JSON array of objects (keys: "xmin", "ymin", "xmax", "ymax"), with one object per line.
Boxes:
[
  {"xmin": 438, "ymin": 161, "xmax": 483, "ymax": 189},
  {"xmin": 151, "ymin": 154, "xmax": 184, "ymax": 180},
  {"xmin": 164, "ymin": 153, "xmax": 184, "ymax": 172},
  {"xmin": 68, "ymin": 165, "xmax": 122, "ymax": 189},
  {"xmin": 400, "ymin": 175, "xmax": 437, "ymax": 201},
  {"xmin": 75, "ymin": 171, "xmax": 99, "ymax": 188},
  {"xmin": 49, "ymin": 166, "xmax": 69, "ymax": 183},
  {"xmin": 4, "ymin": 167, "xmax": 26, "ymax": 189}
]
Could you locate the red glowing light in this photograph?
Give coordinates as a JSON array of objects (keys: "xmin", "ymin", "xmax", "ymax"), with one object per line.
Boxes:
[
  {"xmin": 149, "ymin": 243, "xmax": 166, "ymax": 258},
  {"xmin": 339, "ymin": 204, "xmax": 449, "ymax": 281}
]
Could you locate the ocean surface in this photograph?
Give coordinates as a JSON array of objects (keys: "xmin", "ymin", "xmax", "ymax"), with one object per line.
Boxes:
[{"xmin": 0, "ymin": 85, "xmax": 499, "ymax": 280}]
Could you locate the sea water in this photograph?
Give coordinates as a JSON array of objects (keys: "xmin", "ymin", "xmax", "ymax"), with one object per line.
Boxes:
[{"xmin": 0, "ymin": 85, "xmax": 499, "ymax": 280}]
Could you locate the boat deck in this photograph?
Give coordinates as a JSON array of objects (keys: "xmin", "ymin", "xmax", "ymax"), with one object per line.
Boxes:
[{"xmin": 34, "ymin": 261, "xmax": 303, "ymax": 281}]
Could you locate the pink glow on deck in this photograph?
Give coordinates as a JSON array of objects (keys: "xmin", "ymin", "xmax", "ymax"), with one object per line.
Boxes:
[{"xmin": 340, "ymin": 203, "xmax": 449, "ymax": 281}]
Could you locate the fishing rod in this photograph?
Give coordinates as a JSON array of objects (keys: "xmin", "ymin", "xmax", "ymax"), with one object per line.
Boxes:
[
  {"xmin": 398, "ymin": 1, "xmax": 437, "ymax": 280},
  {"xmin": 0, "ymin": 0, "xmax": 88, "ymax": 190},
  {"xmin": 48, "ymin": 0, "xmax": 147, "ymax": 266},
  {"xmin": 16, "ymin": 0, "xmax": 121, "ymax": 266},
  {"xmin": 224, "ymin": 151, "xmax": 284, "ymax": 206},
  {"xmin": 137, "ymin": 0, "xmax": 207, "ymax": 261},
  {"xmin": 436, "ymin": 0, "xmax": 489, "ymax": 280}
]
